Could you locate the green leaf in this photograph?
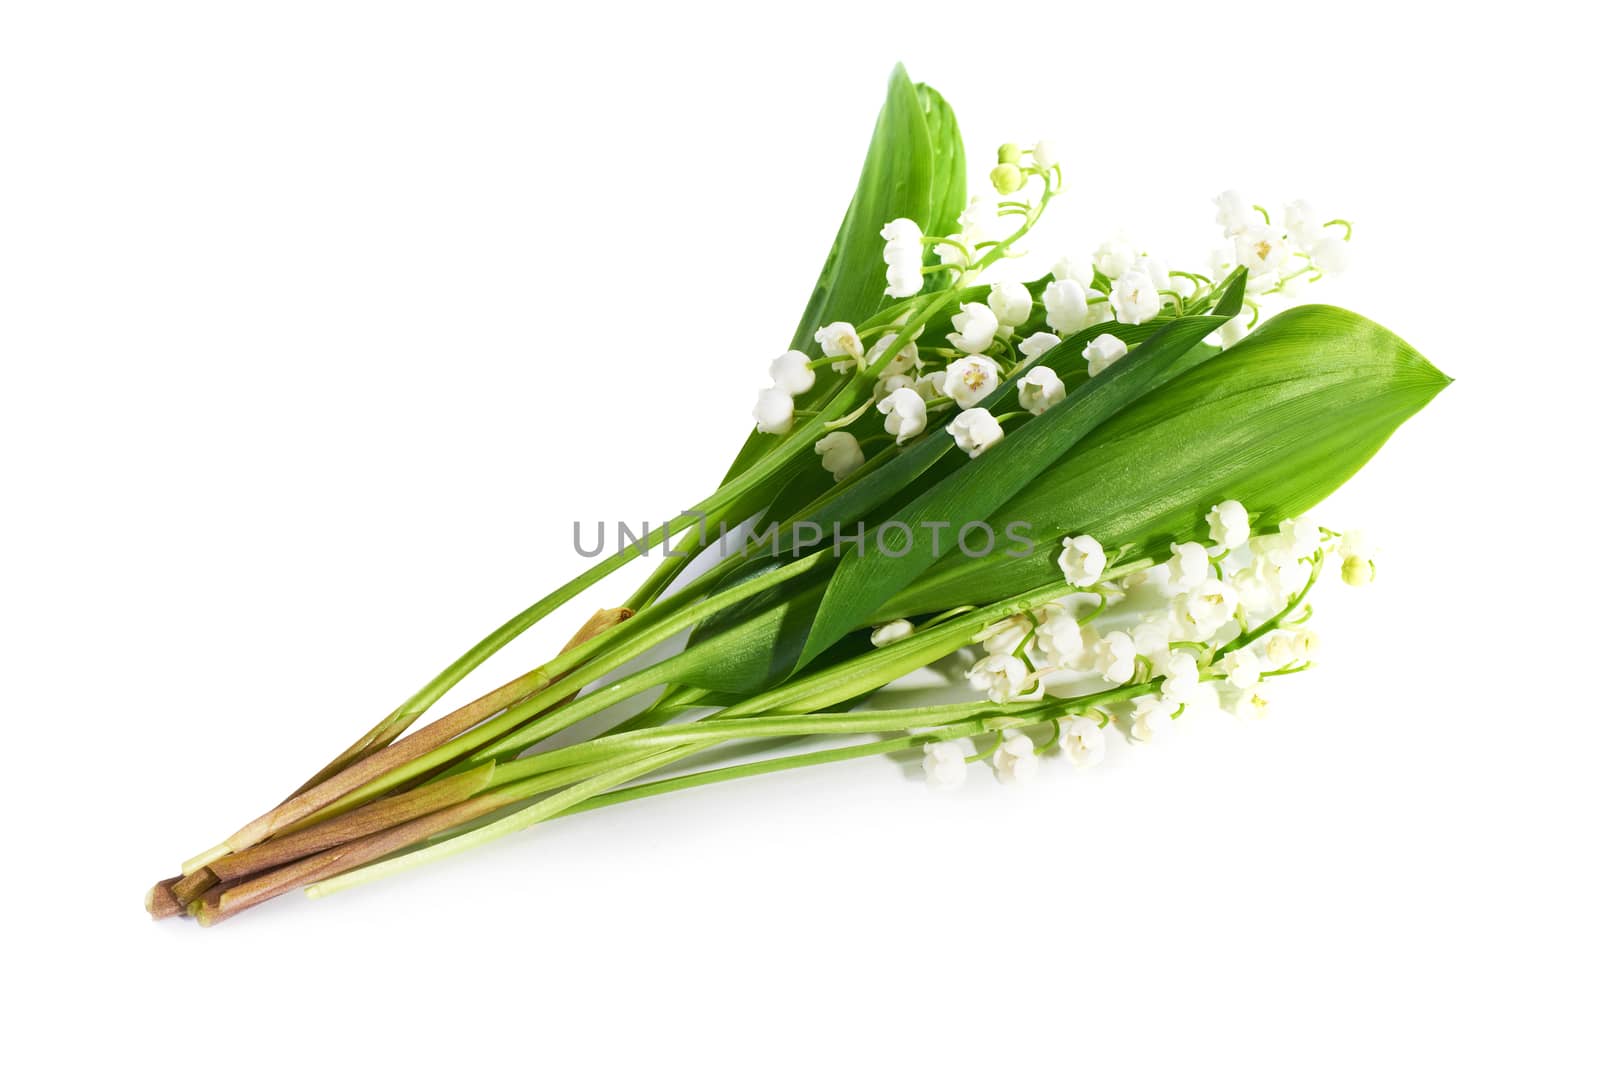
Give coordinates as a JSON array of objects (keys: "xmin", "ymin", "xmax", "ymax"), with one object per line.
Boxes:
[
  {"xmin": 718, "ymin": 66, "xmax": 964, "ymax": 488},
  {"xmin": 878, "ymin": 304, "xmax": 1451, "ymax": 617},
  {"xmin": 795, "ymin": 276, "xmax": 1249, "ymax": 668}
]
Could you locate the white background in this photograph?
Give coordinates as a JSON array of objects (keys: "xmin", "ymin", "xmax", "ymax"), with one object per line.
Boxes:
[{"xmin": 3, "ymin": 2, "xmax": 1594, "ymax": 1064}]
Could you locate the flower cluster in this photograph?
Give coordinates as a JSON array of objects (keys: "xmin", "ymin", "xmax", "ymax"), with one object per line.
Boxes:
[
  {"xmin": 1209, "ymin": 190, "xmax": 1353, "ymax": 346},
  {"xmin": 912, "ymin": 501, "xmax": 1378, "ymax": 788},
  {"xmin": 751, "ymin": 150, "xmax": 1353, "ymax": 490}
]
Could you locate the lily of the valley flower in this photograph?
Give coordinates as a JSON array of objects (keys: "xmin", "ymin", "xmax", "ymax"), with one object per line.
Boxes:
[
  {"xmin": 976, "ymin": 613, "xmax": 1033, "ymax": 657},
  {"xmin": 1064, "ymin": 716, "xmax": 1106, "ymax": 767},
  {"xmin": 877, "ymin": 386, "xmax": 928, "ymax": 444},
  {"xmin": 1083, "ymin": 333, "xmax": 1128, "ymax": 377},
  {"xmin": 768, "ymin": 349, "xmax": 815, "ymax": 396},
  {"xmin": 752, "ymin": 387, "xmax": 795, "ymax": 434},
  {"xmin": 993, "ymin": 733, "xmax": 1040, "ymax": 784},
  {"xmin": 1160, "ymin": 651, "xmax": 1200, "ymax": 703},
  {"xmin": 881, "ymin": 217, "xmax": 923, "ymax": 247},
  {"xmin": 967, "ymin": 653, "xmax": 1031, "ymax": 703},
  {"xmin": 1093, "ymin": 237, "xmax": 1136, "ymax": 279},
  {"xmin": 1093, "ymin": 630, "xmax": 1137, "ymax": 684},
  {"xmin": 922, "ymin": 741, "xmax": 968, "ymax": 790},
  {"xmin": 941, "ymin": 355, "xmax": 1001, "ymax": 408},
  {"xmin": 1234, "ymin": 224, "xmax": 1288, "ymax": 277},
  {"xmin": 1338, "ymin": 528, "xmax": 1376, "ymax": 587},
  {"xmin": 1057, "ymin": 534, "xmax": 1106, "ymax": 587},
  {"xmin": 870, "ymin": 619, "xmax": 915, "ymax": 647},
  {"xmin": 1130, "ymin": 694, "xmax": 1178, "ymax": 742},
  {"xmin": 1341, "ymin": 554, "xmax": 1374, "ymax": 586},
  {"xmin": 885, "ymin": 260, "xmax": 922, "ymax": 298},
  {"xmin": 869, "ymin": 335, "xmax": 919, "ymax": 379},
  {"xmin": 1206, "ymin": 499, "xmax": 1250, "ymax": 549},
  {"xmin": 1031, "ymin": 140, "xmax": 1061, "ymax": 169},
  {"xmin": 1018, "ymin": 366, "xmax": 1066, "ymax": 415},
  {"xmin": 987, "ymin": 282, "xmax": 1033, "ymax": 331},
  {"xmin": 1270, "ymin": 516, "xmax": 1321, "ymax": 565},
  {"xmin": 882, "ymin": 218, "xmax": 925, "ymax": 299},
  {"xmin": 914, "ymin": 371, "xmax": 946, "ymax": 404},
  {"xmin": 1224, "ymin": 684, "xmax": 1270, "ymax": 720},
  {"xmin": 1035, "ymin": 605, "xmax": 1089, "ymax": 669},
  {"xmin": 1110, "ymin": 269, "xmax": 1162, "ymax": 325},
  {"xmin": 815, "ymin": 431, "xmax": 865, "ymax": 481},
  {"xmin": 1133, "ymin": 618, "xmax": 1172, "ymax": 670},
  {"xmin": 815, "ymin": 321, "xmax": 865, "ymax": 371},
  {"xmin": 948, "ymin": 302, "xmax": 1000, "ymax": 354},
  {"xmin": 1167, "ymin": 541, "xmax": 1210, "ymax": 591},
  {"xmin": 1220, "ymin": 648, "xmax": 1262, "ymax": 689},
  {"xmin": 1283, "ymin": 200, "xmax": 1321, "ymax": 251},
  {"xmin": 1052, "ymin": 255, "xmax": 1093, "ymax": 288},
  {"xmin": 946, "ymin": 408, "xmax": 1004, "ymax": 458},
  {"xmin": 1043, "ymin": 278, "xmax": 1089, "ymax": 334},
  {"xmin": 1173, "ymin": 578, "xmax": 1239, "ymax": 640},
  {"xmin": 1134, "ymin": 254, "xmax": 1170, "ymax": 292},
  {"xmin": 1265, "ymin": 633, "xmax": 1294, "ymax": 668},
  {"xmin": 1018, "ymin": 331, "xmax": 1061, "ymax": 359}
]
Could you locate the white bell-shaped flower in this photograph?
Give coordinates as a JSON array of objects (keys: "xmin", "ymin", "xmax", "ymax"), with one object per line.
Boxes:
[
  {"xmin": 1206, "ymin": 500, "xmax": 1250, "ymax": 549},
  {"xmin": 867, "ymin": 334, "xmax": 920, "ymax": 379},
  {"xmin": 946, "ymin": 408, "xmax": 1004, "ymax": 458},
  {"xmin": 1018, "ymin": 366, "xmax": 1066, "ymax": 416},
  {"xmin": 1283, "ymin": 199, "xmax": 1322, "ymax": 251},
  {"xmin": 1220, "ymin": 648, "xmax": 1262, "ymax": 689},
  {"xmin": 1064, "ymin": 717, "xmax": 1106, "ymax": 768},
  {"xmin": 1083, "ymin": 333, "xmax": 1128, "ymax": 377},
  {"xmin": 1093, "ymin": 630, "xmax": 1137, "ymax": 684},
  {"xmin": 1093, "ymin": 237, "xmax": 1136, "ymax": 279},
  {"xmin": 1043, "ymin": 278, "xmax": 1089, "ymax": 334},
  {"xmin": 987, "ymin": 282, "xmax": 1033, "ymax": 328},
  {"xmin": 815, "ymin": 321, "xmax": 864, "ymax": 368},
  {"xmin": 1130, "ymin": 695, "xmax": 1178, "ymax": 742},
  {"xmin": 967, "ymin": 654, "xmax": 1031, "ymax": 703},
  {"xmin": 976, "ymin": 613, "xmax": 1033, "ymax": 658},
  {"xmin": 1167, "ymin": 541, "xmax": 1210, "ymax": 591},
  {"xmin": 947, "ymin": 302, "xmax": 1000, "ymax": 354},
  {"xmin": 993, "ymin": 733, "xmax": 1040, "ymax": 784},
  {"xmin": 940, "ymin": 355, "xmax": 1001, "ymax": 408},
  {"xmin": 870, "ymin": 619, "xmax": 914, "ymax": 647},
  {"xmin": 1017, "ymin": 331, "xmax": 1061, "ymax": 359},
  {"xmin": 876, "ymin": 386, "xmax": 927, "ymax": 444},
  {"xmin": 768, "ymin": 350, "xmax": 815, "ymax": 396},
  {"xmin": 1110, "ymin": 269, "xmax": 1161, "ymax": 325},
  {"xmin": 1234, "ymin": 224, "xmax": 1288, "ymax": 277},
  {"xmin": 814, "ymin": 431, "xmax": 865, "ymax": 481},
  {"xmin": 1160, "ymin": 651, "xmax": 1201, "ymax": 703},
  {"xmin": 1057, "ymin": 534, "xmax": 1106, "ymax": 587},
  {"xmin": 922, "ymin": 741, "xmax": 968, "ymax": 790},
  {"xmin": 1173, "ymin": 578, "xmax": 1239, "ymax": 640},
  {"xmin": 752, "ymin": 387, "xmax": 795, "ymax": 435}
]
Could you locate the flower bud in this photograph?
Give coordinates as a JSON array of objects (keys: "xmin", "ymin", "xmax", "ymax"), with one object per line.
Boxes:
[
  {"xmin": 996, "ymin": 143, "xmax": 1022, "ymax": 165},
  {"xmin": 990, "ymin": 163, "xmax": 1024, "ymax": 195},
  {"xmin": 1341, "ymin": 555, "xmax": 1375, "ymax": 586}
]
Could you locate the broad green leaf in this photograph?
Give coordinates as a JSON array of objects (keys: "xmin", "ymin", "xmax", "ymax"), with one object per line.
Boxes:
[
  {"xmin": 878, "ymin": 304, "xmax": 1451, "ymax": 616},
  {"xmin": 794, "ymin": 274, "xmax": 1249, "ymax": 668},
  {"xmin": 719, "ymin": 66, "xmax": 964, "ymax": 487},
  {"xmin": 667, "ymin": 304, "xmax": 1446, "ymax": 697}
]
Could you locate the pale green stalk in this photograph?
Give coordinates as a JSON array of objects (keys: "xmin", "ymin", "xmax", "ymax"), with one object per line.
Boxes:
[{"xmin": 307, "ymin": 679, "xmax": 1153, "ymax": 900}]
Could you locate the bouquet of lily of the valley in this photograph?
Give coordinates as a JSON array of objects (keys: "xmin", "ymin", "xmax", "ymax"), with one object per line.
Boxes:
[{"xmin": 148, "ymin": 66, "xmax": 1447, "ymax": 924}]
